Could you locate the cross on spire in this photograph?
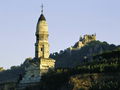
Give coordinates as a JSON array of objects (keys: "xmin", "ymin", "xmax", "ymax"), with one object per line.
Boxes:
[{"xmin": 41, "ymin": 4, "xmax": 44, "ymax": 14}]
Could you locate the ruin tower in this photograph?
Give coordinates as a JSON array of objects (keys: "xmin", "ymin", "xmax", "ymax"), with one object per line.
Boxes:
[{"xmin": 35, "ymin": 13, "xmax": 49, "ymax": 58}]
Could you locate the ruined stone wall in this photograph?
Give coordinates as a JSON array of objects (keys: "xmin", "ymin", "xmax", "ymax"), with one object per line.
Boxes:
[{"xmin": 69, "ymin": 34, "xmax": 96, "ymax": 50}]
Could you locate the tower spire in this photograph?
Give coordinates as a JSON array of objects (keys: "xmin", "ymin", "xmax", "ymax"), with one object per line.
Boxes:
[{"xmin": 41, "ymin": 4, "xmax": 44, "ymax": 14}]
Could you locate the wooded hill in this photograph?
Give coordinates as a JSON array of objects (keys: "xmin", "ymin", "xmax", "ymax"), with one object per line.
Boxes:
[
  {"xmin": 50, "ymin": 40, "xmax": 119, "ymax": 68},
  {"xmin": 39, "ymin": 48, "xmax": 120, "ymax": 90}
]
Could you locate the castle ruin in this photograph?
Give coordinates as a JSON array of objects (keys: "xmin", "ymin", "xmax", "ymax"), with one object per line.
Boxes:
[{"xmin": 69, "ymin": 34, "xmax": 96, "ymax": 50}]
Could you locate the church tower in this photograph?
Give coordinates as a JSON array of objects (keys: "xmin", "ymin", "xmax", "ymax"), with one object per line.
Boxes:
[
  {"xmin": 35, "ymin": 13, "xmax": 49, "ymax": 58},
  {"xmin": 35, "ymin": 6, "xmax": 55, "ymax": 70},
  {"xmin": 20, "ymin": 5, "xmax": 55, "ymax": 84}
]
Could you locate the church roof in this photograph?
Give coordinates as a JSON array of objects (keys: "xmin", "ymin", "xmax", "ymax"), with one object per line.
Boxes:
[{"xmin": 39, "ymin": 14, "xmax": 46, "ymax": 21}]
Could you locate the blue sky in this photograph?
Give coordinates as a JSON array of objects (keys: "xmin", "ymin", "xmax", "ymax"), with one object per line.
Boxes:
[{"xmin": 0, "ymin": 0, "xmax": 120, "ymax": 69}]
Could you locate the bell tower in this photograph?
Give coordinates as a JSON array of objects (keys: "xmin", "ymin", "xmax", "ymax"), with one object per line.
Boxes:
[
  {"xmin": 35, "ymin": 4, "xmax": 50, "ymax": 58},
  {"xmin": 20, "ymin": 5, "xmax": 55, "ymax": 84},
  {"xmin": 35, "ymin": 14, "xmax": 49, "ymax": 58},
  {"xmin": 35, "ymin": 5, "xmax": 55, "ymax": 70}
]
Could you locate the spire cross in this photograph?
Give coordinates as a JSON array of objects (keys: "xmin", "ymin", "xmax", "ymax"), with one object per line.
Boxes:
[{"xmin": 41, "ymin": 4, "xmax": 44, "ymax": 14}]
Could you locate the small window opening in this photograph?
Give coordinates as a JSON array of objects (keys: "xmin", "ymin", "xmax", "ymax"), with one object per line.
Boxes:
[{"xmin": 41, "ymin": 48, "xmax": 43, "ymax": 51}]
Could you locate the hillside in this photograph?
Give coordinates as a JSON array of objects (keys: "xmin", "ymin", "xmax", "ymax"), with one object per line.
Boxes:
[
  {"xmin": 0, "ymin": 65, "xmax": 25, "ymax": 84},
  {"xmin": 38, "ymin": 49, "xmax": 120, "ymax": 90},
  {"xmin": 22, "ymin": 48, "xmax": 120, "ymax": 90},
  {"xmin": 50, "ymin": 40, "xmax": 118, "ymax": 68}
]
